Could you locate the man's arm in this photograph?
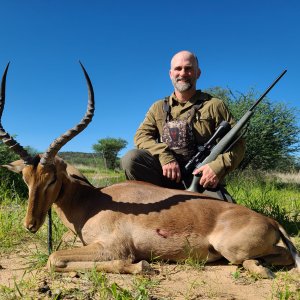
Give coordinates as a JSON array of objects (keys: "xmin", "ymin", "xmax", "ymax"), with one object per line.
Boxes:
[
  {"xmin": 193, "ymin": 98, "xmax": 246, "ymax": 186},
  {"xmin": 134, "ymin": 101, "xmax": 182, "ymax": 182}
]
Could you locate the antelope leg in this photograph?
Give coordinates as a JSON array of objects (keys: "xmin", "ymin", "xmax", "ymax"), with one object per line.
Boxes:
[
  {"xmin": 50, "ymin": 259, "xmax": 152, "ymax": 274},
  {"xmin": 47, "ymin": 243, "xmax": 152, "ymax": 274},
  {"xmin": 242, "ymin": 259, "xmax": 275, "ymax": 279},
  {"xmin": 261, "ymin": 245, "xmax": 294, "ymax": 266}
]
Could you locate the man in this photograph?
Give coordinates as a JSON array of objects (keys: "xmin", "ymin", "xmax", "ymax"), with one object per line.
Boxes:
[{"xmin": 121, "ymin": 50, "xmax": 245, "ymax": 201}]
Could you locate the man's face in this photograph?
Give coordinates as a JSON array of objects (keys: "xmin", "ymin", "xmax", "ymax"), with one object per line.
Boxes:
[{"xmin": 169, "ymin": 53, "xmax": 200, "ymax": 93}]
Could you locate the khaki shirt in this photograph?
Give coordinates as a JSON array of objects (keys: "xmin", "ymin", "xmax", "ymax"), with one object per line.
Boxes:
[{"xmin": 134, "ymin": 90, "xmax": 245, "ymax": 180}]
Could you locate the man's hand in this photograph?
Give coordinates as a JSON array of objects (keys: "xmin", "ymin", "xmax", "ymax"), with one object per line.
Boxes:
[
  {"xmin": 193, "ymin": 164, "xmax": 219, "ymax": 188},
  {"xmin": 162, "ymin": 160, "xmax": 181, "ymax": 182}
]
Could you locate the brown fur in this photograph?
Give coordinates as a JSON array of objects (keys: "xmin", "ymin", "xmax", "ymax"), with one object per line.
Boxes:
[{"xmin": 2, "ymin": 156, "xmax": 299, "ymax": 277}]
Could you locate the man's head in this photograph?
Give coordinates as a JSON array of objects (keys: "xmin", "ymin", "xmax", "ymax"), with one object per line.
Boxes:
[{"xmin": 169, "ymin": 50, "xmax": 201, "ymax": 93}]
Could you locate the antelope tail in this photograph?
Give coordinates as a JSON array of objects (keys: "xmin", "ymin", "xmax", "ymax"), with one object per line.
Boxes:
[{"xmin": 278, "ymin": 224, "xmax": 300, "ymax": 271}]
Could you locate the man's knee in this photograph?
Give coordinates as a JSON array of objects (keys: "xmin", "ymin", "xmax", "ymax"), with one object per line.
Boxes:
[
  {"xmin": 202, "ymin": 186, "xmax": 235, "ymax": 203},
  {"xmin": 120, "ymin": 149, "xmax": 141, "ymax": 171},
  {"xmin": 121, "ymin": 149, "xmax": 163, "ymax": 184}
]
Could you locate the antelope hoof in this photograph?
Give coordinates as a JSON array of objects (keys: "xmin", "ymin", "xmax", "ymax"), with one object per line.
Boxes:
[
  {"xmin": 132, "ymin": 260, "xmax": 154, "ymax": 275},
  {"xmin": 242, "ymin": 260, "xmax": 275, "ymax": 279},
  {"xmin": 47, "ymin": 252, "xmax": 67, "ymax": 270}
]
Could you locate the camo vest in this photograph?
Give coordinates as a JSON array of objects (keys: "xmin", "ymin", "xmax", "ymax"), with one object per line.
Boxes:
[{"xmin": 161, "ymin": 98, "xmax": 203, "ymax": 165}]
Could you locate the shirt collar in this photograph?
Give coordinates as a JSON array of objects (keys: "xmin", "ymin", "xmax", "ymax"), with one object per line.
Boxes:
[{"xmin": 169, "ymin": 90, "xmax": 203, "ymax": 107}]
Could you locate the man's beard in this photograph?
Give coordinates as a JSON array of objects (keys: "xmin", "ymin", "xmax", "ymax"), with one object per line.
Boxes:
[{"xmin": 172, "ymin": 77, "xmax": 194, "ymax": 92}]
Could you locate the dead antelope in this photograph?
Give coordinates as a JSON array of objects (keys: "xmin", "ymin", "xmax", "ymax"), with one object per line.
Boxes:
[{"xmin": 1, "ymin": 64, "xmax": 299, "ymax": 279}]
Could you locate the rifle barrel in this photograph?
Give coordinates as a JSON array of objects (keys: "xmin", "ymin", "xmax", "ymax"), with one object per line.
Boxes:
[
  {"xmin": 249, "ymin": 70, "xmax": 287, "ymax": 111},
  {"xmin": 186, "ymin": 69, "xmax": 287, "ymax": 193}
]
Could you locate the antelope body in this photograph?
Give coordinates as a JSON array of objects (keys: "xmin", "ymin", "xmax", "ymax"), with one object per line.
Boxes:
[{"xmin": 1, "ymin": 64, "xmax": 299, "ymax": 278}]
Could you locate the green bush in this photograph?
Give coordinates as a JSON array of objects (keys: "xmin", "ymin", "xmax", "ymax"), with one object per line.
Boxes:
[
  {"xmin": 227, "ymin": 170, "xmax": 300, "ymax": 234},
  {"xmin": 206, "ymin": 87, "xmax": 300, "ymax": 171},
  {"xmin": 92, "ymin": 137, "xmax": 128, "ymax": 169},
  {"xmin": 0, "ymin": 143, "xmax": 28, "ymax": 200}
]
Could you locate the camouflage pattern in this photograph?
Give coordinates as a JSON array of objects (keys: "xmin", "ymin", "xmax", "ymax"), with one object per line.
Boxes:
[{"xmin": 162, "ymin": 119, "xmax": 193, "ymax": 150}]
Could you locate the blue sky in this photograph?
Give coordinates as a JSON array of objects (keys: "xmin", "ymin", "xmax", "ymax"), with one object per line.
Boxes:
[{"xmin": 0, "ymin": 1, "xmax": 299, "ymax": 156}]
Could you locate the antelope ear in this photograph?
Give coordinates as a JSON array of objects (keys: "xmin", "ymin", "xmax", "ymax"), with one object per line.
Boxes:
[{"xmin": 1, "ymin": 160, "xmax": 25, "ymax": 174}]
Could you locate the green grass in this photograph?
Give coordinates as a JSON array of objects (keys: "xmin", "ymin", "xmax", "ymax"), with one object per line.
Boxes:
[
  {"xmin": 82, "ymin": 270, "xmax": 158, "ymax": 299},
  {"xmin": 227, "ymin": 171, "xmax": 300, "ymax": 235},
  {"xmin": 0, "ymin": 269, "xmax": 159, "ymax": 300},
  {"xmin": 0, "ymin": 188, "xmax": 31, "ymax": 252},
  {"xmin": 76, "ymin": 164, "xmax": 126, "ymax": 187}
]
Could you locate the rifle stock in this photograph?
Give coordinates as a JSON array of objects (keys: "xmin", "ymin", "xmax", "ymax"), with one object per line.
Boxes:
[{"xmin": 186, "ymin": 70, "xmax": 287, "ymax": 193}]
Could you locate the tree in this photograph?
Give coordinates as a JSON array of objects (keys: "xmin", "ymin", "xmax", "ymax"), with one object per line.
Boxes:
[
  {"xmin": 205, "ymin": 87, "xmax": 300, "ymax": 171},
  {"xmin": 92, "ymin": 137, "xmax": 128, "ymax": 169},
  {"xmin": 0, "ymin": 141, "xmax": 28, "ymax": 199}
]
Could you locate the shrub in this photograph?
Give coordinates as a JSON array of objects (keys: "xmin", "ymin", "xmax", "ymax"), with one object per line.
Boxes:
[{"xmin": 0, "ymin": 143, "xmax": 28, "ymax": 200}]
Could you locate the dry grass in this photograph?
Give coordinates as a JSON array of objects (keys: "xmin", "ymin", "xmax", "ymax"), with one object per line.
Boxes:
[{"xmin": 269, "ymin": 171, "xmax": 300, "ymax": 184}]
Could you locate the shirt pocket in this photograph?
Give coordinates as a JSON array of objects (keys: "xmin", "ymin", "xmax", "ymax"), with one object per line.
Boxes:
[{"xmin": 193, "ymin": 113, "xmax": 216, "ymax": 144}]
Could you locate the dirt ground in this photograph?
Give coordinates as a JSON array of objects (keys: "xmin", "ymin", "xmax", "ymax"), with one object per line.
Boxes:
[{"xmin": 1, "ymin": 245, "xmax": 299, "ymax": 300}]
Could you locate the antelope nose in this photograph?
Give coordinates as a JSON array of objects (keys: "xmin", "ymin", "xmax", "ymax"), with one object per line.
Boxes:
[{"xmin": 25, "ymin": 222, "xmax": 37, "ymax": 233}]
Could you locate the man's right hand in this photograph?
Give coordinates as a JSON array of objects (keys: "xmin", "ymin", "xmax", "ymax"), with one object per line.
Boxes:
[{"xmin": 162, "ymin": 160, "xmax": 181, "ymax": 182}]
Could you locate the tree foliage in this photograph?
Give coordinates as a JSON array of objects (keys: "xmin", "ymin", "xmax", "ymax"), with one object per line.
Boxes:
[
  {"xmin": 206, "ymin": 87, "xmax": 300, "ymax": 171},
  {"xmin": 92, "ymin": 137, "xmax": 128, "ymax": 169},
  {"xmin": 0, "ymin": 141, "xmax": 28, "ymax": 199}
]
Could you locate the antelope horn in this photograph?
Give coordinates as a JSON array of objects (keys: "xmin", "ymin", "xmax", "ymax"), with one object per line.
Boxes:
[
  {"xmin": 40, "ymin": 62, "xmax": 95, "ymax": 165},
  {"xmin": 0, "ymin": 63, "xmax": 33, "ymax": 164}
]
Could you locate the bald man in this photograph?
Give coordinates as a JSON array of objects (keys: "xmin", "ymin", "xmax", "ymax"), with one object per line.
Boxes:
[{"xmin": 121, "ymin": 51, "xmax": 245, "ymax": 201}]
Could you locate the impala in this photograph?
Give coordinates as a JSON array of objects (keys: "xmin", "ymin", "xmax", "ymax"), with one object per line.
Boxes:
[{"xmin": 1, "ymin": 63, "xmax": 299, "ymax": 278}]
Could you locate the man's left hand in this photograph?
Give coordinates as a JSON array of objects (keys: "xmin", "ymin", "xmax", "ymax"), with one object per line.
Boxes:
[{"xmin": 193, "ymin": 164, "xmax": 219, "ymax": 188}]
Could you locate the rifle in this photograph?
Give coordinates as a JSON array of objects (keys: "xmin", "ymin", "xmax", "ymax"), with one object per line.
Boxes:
[
  {"xmin": 185, "ymin": 120, "xmax": 231, "ymax": 174},
  {"xmin": 186, "ymin": 70, "xmax": 287, "ymax": 192}
]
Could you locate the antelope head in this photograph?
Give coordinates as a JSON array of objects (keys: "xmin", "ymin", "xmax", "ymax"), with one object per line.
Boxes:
[{"xmin": 0, "ymin": 63, "xmax": 95, "ymax": 233}]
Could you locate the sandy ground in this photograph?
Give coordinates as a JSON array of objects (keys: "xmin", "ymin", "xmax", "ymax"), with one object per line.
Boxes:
[{"xmin": 1, "ymin": 246, "xmax": 299, "ymax": 300}]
